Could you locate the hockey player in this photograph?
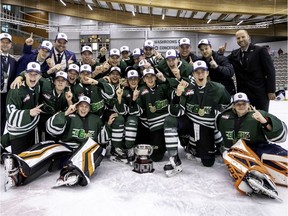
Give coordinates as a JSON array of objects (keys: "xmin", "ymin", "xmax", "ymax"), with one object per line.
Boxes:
[
  {"xmin": 178, "ymin": 37, "xmax": 199, "ymax": 64},
  {"xmin": 120, "ymin": 45, "xmax": 134, "ymax": 67},
  {"xmin": 102, "ymin": 66, "xmax": 127, "ymax": 163},
  {"xmin": 164, "ymin": 60, "xmax": 231, "ymax": 176},
  {"xmin": 114, "ymin": 68, "xmax": 141, "ymax": 163},
  {"xmin": 216, "ymin": 92, "xmax": 287, "ymax": 199},
  {"xmin": 134, "ymin": 68, "xmax": 172, "ymax": 161},
  {"xmin": 2, "ymin": 96, "xmax": 113, "ymax": 190},
  {"xmin": 5, "ymin": 62, "xmax": 43, "ymax": 154},
  {"xmin": 143, "ymin": 40, "xmax": 164, "ymax": 68}
]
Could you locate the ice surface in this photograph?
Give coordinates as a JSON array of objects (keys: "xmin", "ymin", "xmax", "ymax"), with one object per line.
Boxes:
[{"xmin": 1, "ymin": 101, "xmax": 287, "ymax": 216}]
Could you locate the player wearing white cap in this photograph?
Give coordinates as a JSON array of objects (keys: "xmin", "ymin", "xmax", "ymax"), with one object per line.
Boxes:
[
  {"xmin": 216, "ymin": 92, "xmax": 287, "ymax": 199},
  {"xmin": 5, "ymin": 62, "xmax": 43, "ymax": 154},
  {"xmin": 120, "ymin": 45, "xmax": 134, "ymax": 67},
  {"xmin": 178, "ymin": 37, "xmax": 199, "ymax": 64},
  {"xmin": 2, "ymin": 96, "xmax": 114, "ymax": 190},
  {"xmin": 164, "ymin": 60, "xmax": 230, "ymax": 176}
]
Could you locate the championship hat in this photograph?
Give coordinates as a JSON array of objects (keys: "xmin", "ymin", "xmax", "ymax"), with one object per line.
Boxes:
[
  {"xmin": 81, "ymin": 45, "xmax": 93, "ymax": 54},
  {"xmin": 143, "ymin": 68, "xmax": 155, "ymax": 77},
  {"xmin": 165, "ymin": 49, "xmax": 178, "ymax": 59},
  {"xmin": 40, "ymin": 40, "xmax": 53, "ymax": 51},
  {"xmin": 144, "ymin": 40, "xmax": 154, "ymax": 48},
  {"xmin": 127, "ymin": 70, "xmax": 139, "ymax": 79},
  {"xmin": 78, "ymin": 95, "xmax": 91, "ymax": 105},
  {"xmin": 80, "ymin": 64, "xmax": 92, "ymax": 73},
  {"xmin": 55, "ymin": 71, "xmax": 68, "ymax": 80},
  {"xmin": 198, "ymin": 39, "xmax": 211, "ymax": 48},
  {"xmin": 179, "ymin": 38, "xmax": 190, "ymax": 46},
  {"xmin": 26, "ymin": 62, "xmax": 41, "ymax": 73},
  {"xmin": 110, "ymin": 66, "xmax": 121, "ymax": 74},
  {"xmin": 120, "ymin": 46, "xmax": 130, "ymax": 53},
  {"xmin": 233, "ymin": 93, "xmax": 250, "ymax": 103},
  {"xmin": 68, "ymin": 64, "xmax": 80, "ymax": 73},
  {"xmin": 0, "ymin": 33, "xmax": 12, "ymax": 42},
  {"xmin": 132, "ymin": 48, "xmax": 144, "ymax": 57},
  {"xmin": 56, "ymin": 33, "xmax": 68, "ymax": 42},
  {"xmin": 193, "ymin": 60, "xmax": 208, "ymax": 71},
  {"xmin": 109, "ymin": 48, "xmax": 120, "ymax": 57}
]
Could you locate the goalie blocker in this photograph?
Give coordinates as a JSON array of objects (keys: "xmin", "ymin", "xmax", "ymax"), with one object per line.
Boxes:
[
  {"xmin": 2, "ymin": 138, "xmax": 106, "ymax": 190},
  {"xmin": 223, "ymin": 139, "xmax": 287, "ymax": 199}
]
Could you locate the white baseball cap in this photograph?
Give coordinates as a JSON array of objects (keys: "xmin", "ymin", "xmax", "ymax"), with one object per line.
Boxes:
[
  {"xmin": 0, "ymin": 33, "xmax": 12, "ymax": 42},
  {"xmin": 165, "ymin": 49, "xmax": 178, "ymax": 59},
  {"xmin": 40, "ymin": 40, "xmax": 53, "ymax": 51},
  {"xmin": 132, "ymin": 48, "xmax": 144, "ymax": 57},
  {"xmin": 110, "ymin": 66, "xmax": 121, "ymax": 74},
  {"xmin": 56, "ymin": 33, "xmax": 68, "ymax": 42},
  {"xmin": 80, "ymin": 64, "xmax": 92, "ymax": 73},
  {"xmin": 120, "ymin": 46, "xmax": 129, "ymax": 53},
  {"xmin": 109, "ymin": 48, "xmax": 120, "ymax": 57},
  {"xmin": 26, "ymin": 62, "xmax": 41, "ymax": 73},
  {"xmin": 233, "ymin": 93, "xmax": 250, "ymax": 103},
  {"xmin": 127, "ymin": 70, "xmax": 139, "ymax": 79},
  {"xmin": 198, "ymin": 39, "xmax": 211, "ymax": 48},
  {"xmin": 143, "ymin": 68, "xmax": 155, "ymax": 77},
  {"xmin": 55, "ymin": 71, "xmax": 68, "ymax": 80},
  {"xmin": 179, "ymin": 38, "xmax": 190, "ymax": 46},
  {"xmin": 144, "ymin": 40, "xmax": 154, "ymax": 48},
  {"xmin": 78, "ymin": 95, "xmax": 91, "ymax": 105},
  {"xmin": 68, "ymin": 64, "xmax": 80, "ymax": 73},
  {"xmin": 81, "ymin": 45, "xmax": 93, "ymax": 54},
  {"xmin": 193, "ymin": 60, "xmax": 208, "ymax": 71}
]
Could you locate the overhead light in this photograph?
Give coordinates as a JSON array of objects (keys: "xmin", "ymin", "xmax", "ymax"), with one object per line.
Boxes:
[
  {"xmin": 88, "ymin": 4, "xmax": 93, "ymax": 11},
  {"xmin": 132, "ymin": 11, "xmax": 135, "ymax": 16},
  {"xmin": 207, "ymin": 19, "xmax": 212, "ymax": 24},
  {"xmin": 60, "ymin": 0, "xmax": 66, "ymax": 6},
  {"xmin": 162, "ymin": 9, "xmax": 166, "ymax": 20},
  {"xmin": 237, "ymin": 20, "xmax": 244, "ymax": 25}
]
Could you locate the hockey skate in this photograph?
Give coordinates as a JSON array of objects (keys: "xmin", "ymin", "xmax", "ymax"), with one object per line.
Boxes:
[
  {"xmin": 109, "ymin": 147, "xmax": 128, "ymax": 164},
  {"xmin": 3, "ymin": 155, "xmax": 19, "ymax": 192},
  {"xmin": 53, "ymin": 172, "xmax": 79, "ymax": 188},
  {"xmin": 245, "ymin": 170, "xmax": 281, "ymax": 201},
  {"xmin": 164, "ymin": 154, "xmax": 182, "ymax": 177}
]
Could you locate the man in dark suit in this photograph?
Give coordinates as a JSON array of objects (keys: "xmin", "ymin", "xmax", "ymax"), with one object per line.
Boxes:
[
  {"xmin": 227, "ymin": 30, "xmax": 276, "ymax": 111},
  {"xmin": 16, "ymin": 33, "xmax": 53, "ymax": 78},
  {"xmin": 47, "ymin": 33, "xmax": 77, "ymax": 75},
  {"xmin": 0, "ymin": 33, "xmax": 17, "ymax": 135}
]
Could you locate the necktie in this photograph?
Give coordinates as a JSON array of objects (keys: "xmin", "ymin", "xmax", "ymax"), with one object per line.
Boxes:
[
  {"xmin": 57, "ymin": 53, "xmax": 62, "ymax": 64},
  {"xmin": 241, "ymin": 51, "xmax": 247, "ymax": 68}
]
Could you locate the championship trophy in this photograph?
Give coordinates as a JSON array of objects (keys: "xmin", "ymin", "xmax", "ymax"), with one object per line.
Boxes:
[{"xmin": 133, "ymin": 144, "xmax": 154, "ymax": 173}]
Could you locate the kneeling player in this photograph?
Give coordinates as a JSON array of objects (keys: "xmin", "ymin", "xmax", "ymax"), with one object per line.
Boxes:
[
  {"xmin": 217, "ymin": 92, "xmax": 288, "ymax": 199},
  {"xmin": 2, "ymin": 96, "xmax": 114, "ymax": 190}
]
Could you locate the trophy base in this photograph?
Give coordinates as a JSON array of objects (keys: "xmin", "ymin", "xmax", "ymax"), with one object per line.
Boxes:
[{"xmin": 133, "ymin": 157, "xmax": 154, "ymax": 174}]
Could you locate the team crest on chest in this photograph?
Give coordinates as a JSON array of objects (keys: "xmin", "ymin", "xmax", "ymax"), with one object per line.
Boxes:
[
  {"xmin": 185, "ymin": 89, "xmax": 194, "ymax": 96},
  {"xmin": 141, "ymin": 89, "xmax": 149, "ymax": 95}
]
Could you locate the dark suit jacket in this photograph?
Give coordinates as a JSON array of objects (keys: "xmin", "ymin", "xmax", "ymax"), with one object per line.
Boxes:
[
  {"xmin": 16, "ymin": 44, "xmax": 50, "ymax": 76},
  {"xmin": 227, "ymin": 44, "xmax": 275, "ymax": 107},
  {"xmin": 2, "ymin": 54, "xmax": 17, "ymax": 93},
  {"xmin": 50, "ymin": 48, "xmax": 77, "ymax": 71},
  {"xmin": 200, "ymin": 51, "xmax": 235, "ymax": 95}
]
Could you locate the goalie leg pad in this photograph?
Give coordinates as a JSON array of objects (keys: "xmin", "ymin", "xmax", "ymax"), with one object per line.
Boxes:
[{"xmin": 223, "ymin": 139, "xmax": 278, "ymax": 198}]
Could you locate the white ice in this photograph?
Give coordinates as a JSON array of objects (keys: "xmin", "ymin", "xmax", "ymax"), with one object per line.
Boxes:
[{"xmin": 1, "ymin": 101, "xmax": 288, "ymax": 216}]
